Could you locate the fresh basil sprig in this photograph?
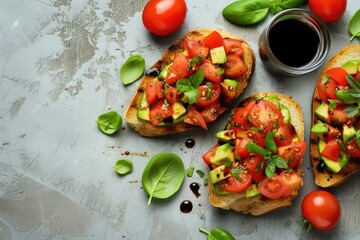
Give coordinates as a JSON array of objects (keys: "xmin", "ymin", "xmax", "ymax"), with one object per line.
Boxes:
[
  {"xmin": 222, "ymin": 0, "xmax": 306, "ymax": 25},
  {"xmin": 245, "ymin": 132, "xmax": 288, "ymax": 178},
  {"xmin": 334, "ymin": 75, "xmax": 360, "ymax": 118},
  {"xmin": 199, "ymin": 227, "xmax": 236, "ymax": 240},
  {"xmin": 176, "ymin": 68, "xmax": 205, "ymax": 104},
  {"xmin": 142, "ymin": 152, "xmax": 185, "ymax": 205},
  {"xmin": 349, "ymin": 9, "xmax": 360, "ymax": 41},
  {"xmin": 120, "ymin": 55, "xmax": 145, "ymax": 85}
]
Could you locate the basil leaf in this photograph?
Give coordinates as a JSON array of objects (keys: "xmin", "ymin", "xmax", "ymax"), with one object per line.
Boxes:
[
  {"xmin": 120, "ymin": 55, "xmax": 145, "ymax": 85},
  {"xmin": 265, "ymin": 161, "xmax": 276, "ymax": 179},
  {"xmin": 196, "ymin": 169, "xmax": 205, "ymax": 178},
  {"xmin": 344, "ymin": 106, "xmax": 359, "ymax": 118},
  {"xmin": 328, "ymin": 99, "xmax": 340, "ymax": 111},
  {"xmin": 96, "ymin": 111, "xmax": 122, "ymax": 135},
  {"xmin": 199, "ymin": 227, "xmax": 236, "ymax": 240},
  {"xmin": 276, "ymin": 0, "xmax": 306, "ymax": 14},
  {"xmin": 176, "ymin": 79, "xmax": 193, "ymax": 92},
  {"xmin": 273, "ymin": 155, "xmax": 288, "ymax": 169},
  {"xmin": 347, "ymin": 74, "xmax": 360, "ymax": 89},
  {"xmin": 191, "ymin": 68, "xmax": 205, "ymax": 88},
  {"xmin": 335, "ymin": 89, "xmax": 357, "ymax": 104},
  {"xmin": 114, "ymin": 159, "xmax": 133, "ymax": 175},
  {"xmin": 230, "ymin": 166, "xmax": 244, "ymax": 182},
  {"xmin": 142, "ymin": 152, "xmax": 185, "ymax": 205},
  {"xmin": 349, "ymin": 9, "xmax": 360, "ymax": 41},
  {"xmin": 222, "ymin": 0, "xmax": 270, "ymax": 25},
  {"xmin": 356, "ymin": 130, "xmax": 360, "ymax": 146},
  {"xmin": 186, "ymin": 166, "xmax": 195, "ymax": 177},
  {"xmin": 265, "ymin": 132, "xmax": 276, "ymax": 153},
  {"xmin": 187, "ymin": 88, "xmax": 200, "ymax": 104},
  {"xmin": 245, "ymin": 143, "xmax": 267, "ymax": 156}
]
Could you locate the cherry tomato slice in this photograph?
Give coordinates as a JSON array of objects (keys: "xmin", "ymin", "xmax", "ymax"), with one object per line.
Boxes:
[
  {"xmin": 202, "ymin": 143, "xmax": 219, "ymax": 167},
  {"xmin": 223, "ymin": 39, "xmax": 244, "ymax": 56},
  {"xmin": 195, "ymin": 82, "xmax": 221, "ymax": 107},
  {"xmin": 199, "ymin": 102, "xmax": 222, "ymax": 123},
  {"xmin": 235, "ymin": 138, "xmax": 252, "ymax": 159},
  {"xmin": 301, "ymin": 190, "xmax": 341, "ymax": 230},
  {"xmin": 185, "ymin": 36, "xmax": 209, "ymax": 59},
  {"xmin": 219, "ymin": 169, "xmax": 253, "ymax": 194},
  {"xmin": 327, "ymin": 67, "xmax": 348, "ymax": 86},
  {"xmin": 329, "ymin": 104, "xmax": 352, "ymax": 126},
  {"xmin": 202, "ymin": 31, "xmax": 224, "ymax": 49},
  {"xmin": 198, "ymin": 61, "xmax": 224, "ymax": 83},
  {"xmin": 274, "ymin": 122, "xmax": 297, "ymax": 147},
  {"xmin": 242, "ymin": 154, "xmax": 266, "ymax": 182},
  {"xmin": 142, "ymin": 0, "xmax": 187, "ymax": 36},
  {"xmin": 146, "ymin": 81, "xmax": 164, "ymax": 105},
  {"xmin": 184, "ymin": 106, "xmax": 207, "ymax": 129},
  {"xmin": 345, "ymin": 138, "xmax": 360, "ymax": 158},
  {"xmin": 249, "ymin": 100, "xmax": 284, "ymax": 133},
  {"xmin": 165, "ymin": 53, "xmax": 193, "ymax": 84},
  {"xmin": 277, "ymin": 141, "xmax": 306, "ymax": 169},
  {"xmin": 258, "ymin": 173, "xmax": 290, "ymax": 199},
  {"xmin": 317, "ymin": 78, "xmax": 338, "ymax": 103},
  {"xmin": 149, "ymin": 99, "xmax": 173, "ymax": 126},
  {"xmin": 223, "ymin": 54, "xmax": 247, "ymax": 79},
  {"xmin": 164, "ymin": 86, "xmax": 178, "ymax": 104},
  {"xmin": 321, "ymin": 139, "xmax": 340, "ymax": 161}
]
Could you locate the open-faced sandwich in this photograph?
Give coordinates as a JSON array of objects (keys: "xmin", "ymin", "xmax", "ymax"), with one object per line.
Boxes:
[
  {"xmin": 124, "ymin": 29, "xmax": 254, "ymax": 137},
  {"xmin": 202, "ymin": 92, "xmax": 306, "ymax": 215},
  {"xmin": 310, "ymin": 45, "xmax": 360, "ymax": 187}
]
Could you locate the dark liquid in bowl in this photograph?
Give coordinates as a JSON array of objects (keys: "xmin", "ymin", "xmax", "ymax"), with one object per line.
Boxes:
[{"xmin": 269, "ymin": 19, "xmax": 319, "ymax": 67}]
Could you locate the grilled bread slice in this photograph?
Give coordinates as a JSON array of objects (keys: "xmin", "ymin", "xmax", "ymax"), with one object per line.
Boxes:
[
  {"xmin": 310, "ymin": 45, "xmax": 360, "ymax": 187},
  {"xmin": 124, "ymin": 29, "xmax": 254, "ymax": 137}
]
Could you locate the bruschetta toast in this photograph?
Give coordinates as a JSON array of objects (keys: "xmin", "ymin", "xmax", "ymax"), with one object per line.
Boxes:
[
  {"xmin": 310, "ymin": 45, "xmax": 360, "ymax": 187},
  {"xmin": 124, "ymin": 29, "xmax": 255, "ymax": 137},
  {"xmin": 202, "ymin": 92, "xmax": 305, "ymax": 215}
]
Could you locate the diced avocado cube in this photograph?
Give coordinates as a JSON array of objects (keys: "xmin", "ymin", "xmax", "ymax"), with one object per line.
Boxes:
[
  {"xmin": 213, "ymin": 183, "xmax": 230, "ymax": 195},
  {"xmin": 158, "ymin": 64, "xmax": 170, "ymax": 80},
  {"xmin": 311, "ymin": 120, "xmax": 329, "ymax": 134},
  {"xmin": 318, "ymin": 139, "xmax": 349, "ymax": 173},
  {"xmin": 280, "ymin": 104, "xmax": 290, "ymax": 123},
  {"xmin": 210, "ymin": 46, "xmax": 227, "ymax": 64},
  {"xmin": 210, "ymin": 143, "xmax": 234, "ymax": 165},
  {"xmin": 315, "ymin": 102, "xmax": 330, "ymax": 123},
  {"xmin": 343, "ymin": 125, "xmax": 356, "ymax": 144},
  {"xmin": 223, "ymin": 79, "xmax": 238, "ymax": 90},
  {"xmin": 216, "ymin": 130, "xmax": 236, "ymax": 143},
  {"xmin": 342, "ymin": 60, "xmax": 359, "ymax": 74},
  {"xmin": 182, "ymin": 50, "xmax": 189, "ymax": 57},
  {"xmin": 137, "ymin": 92, "xmax": 150, "ymax": 121},
  {"xmin": 172, "ymin": 102, "xmax": 186, "ymax": 120},
  {"xmin": 245, "ymin": 184, "xmax": 260, "ymax": 198},
  {"xmin": 209, "ymin": 165, "xmax": 230, "ymax": 184}
]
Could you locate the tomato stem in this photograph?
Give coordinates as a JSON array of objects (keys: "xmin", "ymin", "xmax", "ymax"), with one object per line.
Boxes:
[{"xmin": 303, "ymin": 219, "xmax": 312, "ymax": 235}]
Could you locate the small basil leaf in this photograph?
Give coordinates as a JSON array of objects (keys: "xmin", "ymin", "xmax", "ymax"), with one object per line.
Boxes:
[
  {"xmin": 265, "ymin": 132, "xmax": 277, "ymax": 153},
  {"xmin": 344, "ymin": 106, "xmax": 359, "ymax": 118},
  {"xmin": 186, "ymin": 166, "xmax": 195, "ymax": 177},
  {"xmin": 114, "ymin": 159, "xmax": 133, "ymax": 175},
  {"xmin": 277, "ymin": 0, "xmax": 306, "ymax": 13},
  {"xmin": 356, "ymin": 130, "xmax": 360, "ymax": 146},
  {"xmin": 196, "ymin": 170, "xmax": 205, "ymax": 178},
  {"xmin": 335, "ymin": 89, "xmax": 357, "ymax": 104},
  {"xmin": 176, "ymin": 79, "xmax": 193, "ymax": 92},
  {"xmin": 187, "ymin": 88, "xmax": 200, "ymax": 104},
  {"xmin": 96, "ymin": 111, "xmax": 122, "ymax": 135},
  {"xmin": 245, "ymin": 143, "xmax": 267, "ymax": 156},
  {"xmin": 349, "ymin": 9, "xmax": 360, "ymax": 41},
  {"xmin": 273, "ymin": 155, "xmax": 288, "ymax": 169},
  {"xmin": 199, "ymin": 227, "xmax": 236, "ymax": 240},
  {"xmin": 191, "ymin": 68, "xmax": 205, "ymax": 88},
  {"xmin": 142, "ymin": 152, "xmax": 185, "ymax": 205},
  {"xmin": 347, "ymin": 74, "xmax": 360, "ymax": 89},
  {"xmin": 222, "ymin": 0, "xmax": 270, "ymax": 25},
  {"xmin": 265, "ymin": 161, "xmax": 276, "ymax": 179},
  {"xmin": 121, "ymin": 55, "xmax": 145, "ymax": 85}
]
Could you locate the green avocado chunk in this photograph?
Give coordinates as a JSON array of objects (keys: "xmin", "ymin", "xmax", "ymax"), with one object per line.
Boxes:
[
  {"xmin": 318, "ymin": 139, "xmax": 349, "ymax": 173},
  {"xmin": 209, "ymin": 165, "xmax": 230, "ymax": 184},
  {"xmin": 311, "ymin": 120, "xmax": 329, "ymax": 134},
  {"xmin": 210, "ymin": 143, "xmax": 234, "ymax": 165},
  {"xmin": 245, "ymin": 183, "xmax": 260, "ymax": 198},
  {"xmin": 343, "ymin": 125, "xmax": 356, "ymax": 144},
  {"xmin": 137, "ymin": 92, "xmax": 150, "ymax": 121},
  {"xmin": 342, "ymin": 60, "xmax": 359, "ymax": 74},
  {"xmin": 315, "ymin": 102, "xmax": 330, "ymax": 123},
  {"xmin": 216, "ymin": 130, "xmax": 236, "ymax": 143},
  {"xmin": 210, "ymin": 46, "xmax": 227, "ymax": 64}
]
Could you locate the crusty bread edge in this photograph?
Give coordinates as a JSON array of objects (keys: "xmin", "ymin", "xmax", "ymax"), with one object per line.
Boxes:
[
  {"xmin": 310, "ymin": 45, "xmax": 360, "ymax": 188},
  {"xmin": 208, "ymin": 92, "xmax": 305, "ymax": 216},
  {"xmin": 124, "ymin": 28, "xmax": 255, "ymax": 137}
]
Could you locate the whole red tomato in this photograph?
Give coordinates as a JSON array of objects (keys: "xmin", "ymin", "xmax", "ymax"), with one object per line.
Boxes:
[
  {"xmin": 301, "ymin": 190, "xmax": 341, "ymax": 231},
  {"xmin": 142, "ymin": 0, "xmax": 187, "ymax": 36},
  {"xmin": 308, "ymin": 0, "xmax": 347, "ymax": 23}
]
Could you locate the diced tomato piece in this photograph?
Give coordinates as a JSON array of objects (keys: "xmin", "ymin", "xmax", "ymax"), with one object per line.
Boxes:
[
  {"xmin": 323, "ymin": 123, "xmax": 341, "ymax": 142},
  {"xmin": 198, "ymin": 61, "xmax": 224, "ymax": 83},
  {"xmin": 327, "ymin": 67, "xmax": 348, "ymax": 86},
  {"xmin": 277, "ymin": 141, "xmax": 306, "ymax": 169},
  {"xmin": 321, "ymin": 139, "xmax": 340, "ymax": 161},
  {"xmin": 199, "ymin": 102, "xmax": 222, "ymax": 123},
  {"xmin": 278, "ymin": 171, "xmax": 302, "ymax": 193},
  {"xmin": 184, "ymin": 106, "xmax": 207, "ymax": 129},
  {"xmin": 164, "ymin": 86, "xmax": 178, "ymax": 104},
  {"xmin": 329, "ymin": 104, "xmax": 352, "ymax": 126},
  {"xmin": 219, "ymin": 169, "xmax": 253, "ymax": 193},
  {"xmin": 258, "ymin": 173, "xmax": 291, "ymax": 199},
  {"xmin": 149, "ymin": 99, "xmax": 173, "ymax": 126},
  {"xmin": 274, "ymin": 123, "xmax": 297, "ymax": 147},
  {"xmin": 184, "ymin": 36, "xmax": 209, "ymax": 58},
  {"xmin": 317, "ymin": 78, "xmax": 338, "ymax": 103},
  {"xmin": 345, "ymin": 138, "xmax": 360, "ymax": 158},
  {"xmin": 165, "ymin": 53, "xmax": 193, "ymax": 84},
  {"xmin": 242, "ymin": 154, "xmax": 266, "ymax": 182},
  {"xmin": 235, "ymin": 138, "xmax": 252, "ymax": 159},
  {"xmin": 202, "ymin": 143, "xmax": 219, "ymax": 167},
  {"xmin": 202, "ymin": 31, "xmax": 224, "ymax": 49},
  {"xmin": 195, "ymin": 82, "xmax": 221, "ymax": 107},
  {"xmin": 223, "ymin": 39, "xmax": 244, "ymax": 56},
  {"xmin": 146, "ymin": 81, "xmax": 164, "ymax": 105},
  {"xmin": 220, "ymin": 82, "xmax": 236, "ymax": 103},
  {"xmin": 232, "ymin": 101, "xmax": 255, "ymax": 127},
  {"xmin": 223, "ymin": 54, "xmax": 247, "ymax": 79},
  {"xmin": 249, "ymin": 100, "xmax": 284, "ymax": 133}
]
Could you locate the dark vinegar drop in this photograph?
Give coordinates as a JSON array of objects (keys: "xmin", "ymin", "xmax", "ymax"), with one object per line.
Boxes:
[
  {"xmin": 190, "ymin": 182, "xmax": 201, "ymax": 198},
  {"xmin": 185, "ymin": 138, "xmax": 195, "ymax": 148},
  {"xmin": 180, "ymin": 200, "xmax": 193, "ymax": 213}
]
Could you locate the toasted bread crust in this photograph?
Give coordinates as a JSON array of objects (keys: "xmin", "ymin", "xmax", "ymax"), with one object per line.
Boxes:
[
  {"xmin": 208, "ymin": 92, "xmax": 304, "ymax": 216},
  {"xmin": 310, "ymin": 45, "xmax": 360, "ymax": 187},
  {"xmin": 124, "ymin": 29, "xmax": 255, "ymax": 137}
]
